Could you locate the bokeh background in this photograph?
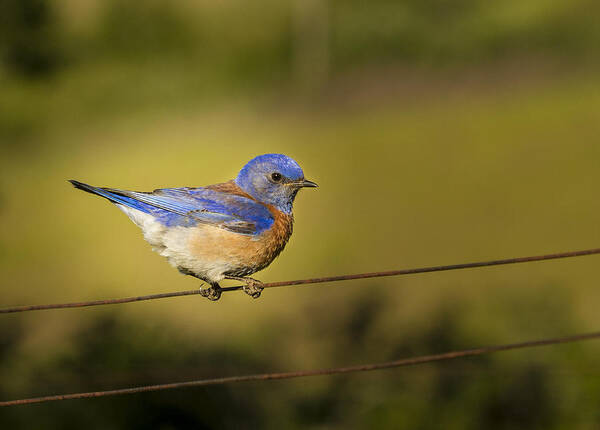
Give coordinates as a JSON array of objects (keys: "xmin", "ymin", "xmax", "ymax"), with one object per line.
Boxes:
[{"xmin": 2, "ymin": 0, "xmax": 600, "ymax": 428}]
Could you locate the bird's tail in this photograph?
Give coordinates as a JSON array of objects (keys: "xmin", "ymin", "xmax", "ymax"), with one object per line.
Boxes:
[{"xmin": 68, "ymin": 180, "xmax": 148, "ymax": 212}]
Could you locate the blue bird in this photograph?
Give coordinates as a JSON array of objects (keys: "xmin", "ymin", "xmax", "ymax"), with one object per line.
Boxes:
[{"xmin": 70, "ymin": 154, "xmax": 317, "ymax": 300}]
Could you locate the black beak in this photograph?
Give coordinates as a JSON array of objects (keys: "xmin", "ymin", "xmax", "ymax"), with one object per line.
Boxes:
[{"xmin": 299, "ymin": 179, "xmax": 318, "ymax": 188}]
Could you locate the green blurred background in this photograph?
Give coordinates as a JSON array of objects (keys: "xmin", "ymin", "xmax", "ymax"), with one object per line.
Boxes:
[{"xmin": 2, "ymin": 0, "xmax": 600, "ymax": 427}]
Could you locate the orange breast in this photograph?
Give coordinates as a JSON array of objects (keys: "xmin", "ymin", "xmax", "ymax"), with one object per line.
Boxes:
[
  {"xmin": 252, "ymin": 204, "xmax": 294, "ymax": 272},
  {"xmin": 186, "ymin": 203, "xmax": 294, "ymax": 278}
]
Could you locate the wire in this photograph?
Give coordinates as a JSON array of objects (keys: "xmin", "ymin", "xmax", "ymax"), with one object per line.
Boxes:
[
  {"xmin": 2, "ymin": 330, "xmax": 599, "ymax": 407},
  {"xmin": 2, "ymin": 247, "xmax": 599, "ymax": 314}
]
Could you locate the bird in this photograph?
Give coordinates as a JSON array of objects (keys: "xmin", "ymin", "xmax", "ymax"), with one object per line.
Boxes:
[{"xmin": 69, "ymin": 153, "xmax": 317, "ymax": 301}]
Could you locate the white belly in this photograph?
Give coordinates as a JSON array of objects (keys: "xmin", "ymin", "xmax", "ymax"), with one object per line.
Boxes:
[{"xmin": 116, "ymin": 205, "xmax": 256, "ymax": 282}]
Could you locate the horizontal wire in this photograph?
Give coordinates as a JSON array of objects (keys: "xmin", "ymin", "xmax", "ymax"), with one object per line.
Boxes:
[
  {"xmin": 2, "ymin": 247, "xmax": 599, "ymax": 314},
  {"xmin": 2, "ymin": 330, "xmax": 599, "ymax": 407}
]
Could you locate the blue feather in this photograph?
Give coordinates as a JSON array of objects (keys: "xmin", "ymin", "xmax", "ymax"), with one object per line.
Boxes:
[{"xmin": 69, "ymin": 180, "xmax": 274, "ymax": 234}]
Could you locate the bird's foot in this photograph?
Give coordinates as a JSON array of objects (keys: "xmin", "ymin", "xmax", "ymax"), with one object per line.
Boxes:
[
  {"xmin": 199, "ymin": 283, "xmax": 222, "ymax": 301},
  {"xmin": 226, "ymin": 276, "xmax": 264, "ymax": 299},
  {"xmin": 243, "ymin": 278, "xmax": 264, "ymax": 299}
]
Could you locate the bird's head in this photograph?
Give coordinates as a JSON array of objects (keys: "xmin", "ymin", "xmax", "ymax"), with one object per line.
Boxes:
[{"xmin": 235, "ymin": 154, "xmax": 317, "ymax": 213}]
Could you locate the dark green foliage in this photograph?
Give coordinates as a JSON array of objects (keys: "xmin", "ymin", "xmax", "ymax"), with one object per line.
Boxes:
[
  {"xmin": 1, "ymin": 290, "xmax": 598, "ymax": 429},
  {"xmin": 0, "ymin": 0, "xmax": 63, "ymax": 77},
  {"xmin": 2, "ymin": 0, "xmax": 600, "ymax": 81},
  {"xmin": 95, "ymin": 1, "xmax": 196, "ymax": 60}
]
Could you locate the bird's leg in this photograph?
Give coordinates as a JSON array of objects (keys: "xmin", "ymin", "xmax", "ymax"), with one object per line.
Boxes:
[
  {"xmin": 178, "ymin": 267, "xmax": 222, "ymax": 301},
  {"xmin": 199, "ymin": 282, "xmax": 222, "ymax": 301},
  {"xmin": 225, "ymin": 276, "xmax": 264, "ymax": 299}
]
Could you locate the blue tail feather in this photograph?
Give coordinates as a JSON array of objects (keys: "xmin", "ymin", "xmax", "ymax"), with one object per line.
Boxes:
[{"xmin": 68, "ymin": 180, "xmax": 151, "ymax": 213}]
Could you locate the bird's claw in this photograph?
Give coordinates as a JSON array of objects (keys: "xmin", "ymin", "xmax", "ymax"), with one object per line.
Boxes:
[
  {"xmin": 241, "ymin": 278, "xmax": 264, "ymax": 299},
  {"xmin": 199, "ymin": 284, "xmax": 222, "ymax": 301},
  {"xmin": 224, "ymin": 276, "xmax": 264, "ymax": 299}
]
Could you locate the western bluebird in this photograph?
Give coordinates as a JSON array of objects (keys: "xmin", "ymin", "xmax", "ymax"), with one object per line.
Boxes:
[{"xmin": 70, "ymin": 154, "xmax": 317, "ymax": 301}]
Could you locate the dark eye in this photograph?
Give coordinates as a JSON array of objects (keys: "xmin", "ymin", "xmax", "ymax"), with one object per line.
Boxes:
[{"xmin": 271, "ymin": 172, "xmax": 282, "ymax": 182}]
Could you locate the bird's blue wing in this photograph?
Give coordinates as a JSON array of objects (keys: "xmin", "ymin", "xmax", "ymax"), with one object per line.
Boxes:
[
  {"xmin": 70, "ymin": 181, "xmax": 273, "ymax": 234},
  {"xmin": 112, "ymin": 187, "xmax": 275, "ymax": 234}
]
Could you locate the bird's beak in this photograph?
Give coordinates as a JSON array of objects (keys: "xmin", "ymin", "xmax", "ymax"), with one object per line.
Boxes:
[{"xmin": 298, "ymin": 179, "xmax": 318, "ymax": 188}]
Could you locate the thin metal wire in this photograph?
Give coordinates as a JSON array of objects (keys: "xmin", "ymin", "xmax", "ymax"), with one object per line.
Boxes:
[
  {"xmin": 2, "ymin": 330, "xmax": 599, "ymax": 407},
  {"xmin": 2, "ymin": 247, "xmax": 600, "ymax": 314}
]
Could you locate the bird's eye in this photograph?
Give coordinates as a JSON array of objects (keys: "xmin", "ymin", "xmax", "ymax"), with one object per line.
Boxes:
[{"xmin": 271, "ymin": 172, "xmax": 283, "ymax": 182}]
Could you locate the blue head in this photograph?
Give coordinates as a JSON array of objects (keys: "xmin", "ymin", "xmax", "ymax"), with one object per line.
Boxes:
[{"xmin": 235, "ymin": 154, "xmax": 317, "ymax": 213}]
